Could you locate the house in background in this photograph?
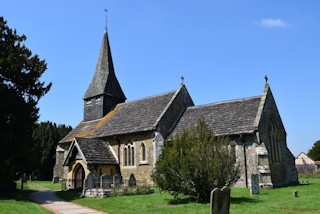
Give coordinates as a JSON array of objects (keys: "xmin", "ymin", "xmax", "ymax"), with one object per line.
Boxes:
[
  {"xmin": 295, "ymin": 152, "xmax": 318, "ymax": 174},
  {"xmin": 53, "ymin": 23, "xmax": 298, "ymax": 190}
]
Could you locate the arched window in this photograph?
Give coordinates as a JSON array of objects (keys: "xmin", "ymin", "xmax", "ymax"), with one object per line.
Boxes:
[
  {"xmin": 132, "ymin": 147, "xmax": 135, "ymax": 166},
  {"xmin": 124, "ymin": 147, "xmax": 127, "ymax": 166},
  {"xmin": 141, "ymin": 143, "xmax": 146, "ymax": 161},
  {"xmin": 128, "ymin": 145, "xmax": 131, "ymax": 166}
]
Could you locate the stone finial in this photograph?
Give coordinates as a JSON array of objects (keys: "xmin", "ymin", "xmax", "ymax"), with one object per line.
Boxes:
[
  {"xmin": 264, "ymin": 75, "xmax": 268, "ymax": 83},
  {"xmin": 181, "ymin": 75, "xmax": 184, "ymax": 83}
]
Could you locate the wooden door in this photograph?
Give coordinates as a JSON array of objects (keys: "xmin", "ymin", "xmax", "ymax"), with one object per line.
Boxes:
[{"xmin": 75, "ymin": 165, "xmax": 84, "ymax": 189}]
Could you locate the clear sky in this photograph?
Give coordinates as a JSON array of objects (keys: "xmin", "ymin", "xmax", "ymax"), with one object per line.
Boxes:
[{"xmin": 1, "ymin": 1, "xmax": 319, "ymax": 157}]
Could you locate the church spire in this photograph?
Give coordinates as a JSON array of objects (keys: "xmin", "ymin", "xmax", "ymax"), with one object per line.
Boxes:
[
  {"xmin": 83, "ymin": 15, "xmax": 126, "ymax": 121},
  {"xmin": 83, "ymin": 23, "xmax": 126, "ymax": 101}
]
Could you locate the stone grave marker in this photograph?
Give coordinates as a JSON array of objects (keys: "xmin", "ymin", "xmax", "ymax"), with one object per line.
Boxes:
[
  {"xmin": 210, "ymin": 186, "xmax": 230, "ymax": 214},
  {"xmin": 114, "ymin": 174, "xmax": 123, "ymax": 186},
  {"xmin": 100, "ymin": 174, "xmax": 112, "ymax": 188},
  {"xmin": 85, "ymin": 173, "xmax": 94, "ymax": 189},
  {"xmin": 128, "ymin": 174, "xmax": 136, "ymax": 187},
  {"xmin": 293, "ymin": 190, "xmax": 298, "ymax": 197},
  {"xmin": 250, "ymin": 174, "xmax": 260, "ymax": 195}
]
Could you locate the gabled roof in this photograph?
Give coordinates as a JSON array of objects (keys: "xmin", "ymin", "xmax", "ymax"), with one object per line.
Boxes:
[
  {"xmin": 63, "ymin": 137, "xmax": 118, "ymax": 166},
  {"xmin": 60, "ymin": 88, "xmax": 180, "ymax": 143},
  {"xmin": 171, "ymin": 96, "xmax": 262, "ymax": 136},
  {"xmin": 83, "ymin": 29, "xmax": 126, "ymax": 100}
]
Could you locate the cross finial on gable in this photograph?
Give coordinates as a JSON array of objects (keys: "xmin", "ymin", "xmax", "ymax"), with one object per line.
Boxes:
[
  {"xmin": 104, "ymin": 9, "xmax": 108, "ymax": 30},
  {"xmin": 265, "ymin": 75, "xmax": 268, "ymax": 83},
  {"xmin": 181, "ymin": 75, "xmax": 184, "ymax": 83}
]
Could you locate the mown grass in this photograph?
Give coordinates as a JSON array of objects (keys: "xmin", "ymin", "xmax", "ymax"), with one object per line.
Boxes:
[
  {"xmin": 0, "ymin": 180, "xmax": 62, "ymax": 214},
  {"xmin": 56, "ymin": 176, "xmax": 320, "ymax": 214},
  {"xmin": 0, "ymin": 189, "xmax": 52, "ymax": 214}
]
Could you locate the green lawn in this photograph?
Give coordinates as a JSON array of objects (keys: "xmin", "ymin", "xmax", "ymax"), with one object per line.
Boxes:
[
  {"xmin": 0, "ymin": 190, "xmax": 52, "ymax": 214},
  {"xmin": 56, "ymin": 176, "xmax": 320, "ymax": 214},
  {"xmin": 0, "ymin": 180, "xmax": 62, "ymax": 214}
]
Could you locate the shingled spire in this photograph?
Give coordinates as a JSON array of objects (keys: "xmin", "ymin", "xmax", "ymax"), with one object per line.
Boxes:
[{"xmin": 83, "ymin": 26, "xmax": 126, "ymax": 121}]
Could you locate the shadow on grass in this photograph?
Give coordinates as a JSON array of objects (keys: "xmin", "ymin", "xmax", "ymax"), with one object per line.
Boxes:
[
  {"xmin": 0, "ymin": 190, "xmax": 37, "ymax": 202},
  {"xmin": 166, "ymin": 197, "xmax": 196, "ymax": 205},
  {"xmin": 55, "ymin": 189, "xmax": 82, "ymax": 201},
  {"xmin": 230, "ymin": 197, "xmax": 259, "ymax": 204}
]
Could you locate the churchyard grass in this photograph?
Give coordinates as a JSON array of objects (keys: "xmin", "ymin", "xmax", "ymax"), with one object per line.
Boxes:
[
  {"xmin": 0, "ymin": 182, "xmax": 52, "ymax": 214},
  {"xmin": 56, "ymin": 175, "xmax": 320, "ymax": 214}
]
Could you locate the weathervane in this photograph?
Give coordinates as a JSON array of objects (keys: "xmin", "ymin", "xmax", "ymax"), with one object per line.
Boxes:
[
  {"xmin": 104, "ymin": 9, "xmax": 108, "ymax": 30},
  {"xmin": 265, "ymin": 75, "xmax": 268, "ymax": 83}
]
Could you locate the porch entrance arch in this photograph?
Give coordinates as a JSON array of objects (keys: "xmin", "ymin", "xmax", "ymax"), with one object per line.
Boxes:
[{"xmin": 74, "ymin": 164, "xmax": 85, "ymax": 189}]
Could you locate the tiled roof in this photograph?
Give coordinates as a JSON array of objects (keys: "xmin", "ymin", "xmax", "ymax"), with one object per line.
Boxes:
[
  {"xmin": 92, "ymin": 91, "xmax": 176, "ymax": 138},
  {"xmin": 76, "ymin": 138, "xmax": 118, "ymax": 165},
  {"xmin": 59, "ymin": 90, "xmax": 176, "ymax": 143},
  {"xmin": 59, "ymin": 119, "xmax": 102, "ymax": 143},
  {"xmin": 171, "ymin": 96, "xmax": 262, "ymax": 136}
]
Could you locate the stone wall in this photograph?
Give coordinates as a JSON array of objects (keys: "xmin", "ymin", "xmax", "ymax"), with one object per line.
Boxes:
[
  {"xmin": 53, "ymin": 142, "xmax": 71, "ymax": 181},
  {"xmin": 156, "ymin": 84, "xmax": 194, "ymax": 138},
  {"xmin": 256, "ymin": 85, "xmax": 298, "ymax": 187},
  {"xmin": 107, "ymin": 132, "xmax": 155, "ymax": 185}
]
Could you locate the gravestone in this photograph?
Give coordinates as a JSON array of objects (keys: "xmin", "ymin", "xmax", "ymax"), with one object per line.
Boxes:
[
  {"xmin": 100, "ymin": 174, "xmax": 112, "ymax": 188},
  {"xmin": 114, "ymin": 174, "xmax": 123, "ymax": 186},
  {"xmin": 293, "ymin": 190, "xmax": 298, "ymax": 197},
  {"xmin": 85, "ymin": 173, "xmax": 94, "ymax": 189},
  {"xmin": 128, "ymin": 174, "xmax": 136, "ymax": 187},
  {"xmin": 52, "ymin": 176, "xmax": 59, "ymax": 184},
  {"xmin": 210, "ymin": 186, "xmax": 230, "ymax": 214},
  {"xmin": 250, "ymin": 174, "xmax": 260, "ymax": 195}
]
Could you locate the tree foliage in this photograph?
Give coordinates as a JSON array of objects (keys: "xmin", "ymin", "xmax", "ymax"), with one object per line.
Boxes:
[
  {"xmin": 308, "ymin": 140, "xmax": 320, "ymax": 161},
  {"xmin": 0, "ymin": 16, "xmax": 51, "ymax": 189},
  {"xmin": 32, "ymin": 122, "xmax": 72, "ymax": 180},
  {"xmin": 151, "ymin": 118, "xmax": 240, "ymax": 202}
]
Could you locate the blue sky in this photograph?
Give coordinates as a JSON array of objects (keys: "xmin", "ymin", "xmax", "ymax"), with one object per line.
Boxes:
[{"xmin": 1, "ymin": 1, "xmax": 319, "ymax": 156}]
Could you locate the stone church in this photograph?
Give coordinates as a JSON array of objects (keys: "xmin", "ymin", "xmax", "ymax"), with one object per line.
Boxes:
[{"xmin": 53, "ymin": 26, "xmax": 298, "ymax": 190}]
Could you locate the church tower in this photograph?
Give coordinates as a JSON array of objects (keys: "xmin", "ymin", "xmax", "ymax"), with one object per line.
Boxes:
[{"xmin": 83, "ymin": 27, "xmax": 126, "ymax": 121}]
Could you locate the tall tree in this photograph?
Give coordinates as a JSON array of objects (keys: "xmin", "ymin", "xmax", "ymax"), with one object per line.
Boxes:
[
  {"xmin": 0, "ymin": 16, "xmax": 52, "ymax": 189},
  {"xmin": 151, "ymin": 118, "xmax": 240, "ymax": 202},
  {"xmin": 32, "ymin": 122, "xmax": 72, "ymax": 180},
  {"xmin": 308, "ymin": 140, "xmax": 320, "ymax": 161}
]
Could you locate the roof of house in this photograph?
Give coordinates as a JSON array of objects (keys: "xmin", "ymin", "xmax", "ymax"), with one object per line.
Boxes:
[
  {"xmin": 75, "ymin": 137, "xmax": 118, "ymax": 165},
  {"xmin": 83, "ymin": 29, "xmax": 126, "ymax": 100},
  {"xmin": 59, "ymin": 90, "xmax": 177, "ymax": 143},
  {"xmin": 171, "ymin": 96, "xmax": 262, "ymax": 136}
]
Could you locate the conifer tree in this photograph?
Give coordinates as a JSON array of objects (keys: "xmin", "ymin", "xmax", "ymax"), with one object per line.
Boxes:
[
  {"xmin": 0, "ymin": 16, "xmax": 51, "ymax": 189},
  {"xmin": 32, "ymin": 122, "xmax": 72, "ymax": 180},
  {"xmin": 151, "ymin": 118, "xmax": 240, "ymax": 202},
  {"xmin": 308, "ymin": 140, "xmax": 320, "ymax": 161}
]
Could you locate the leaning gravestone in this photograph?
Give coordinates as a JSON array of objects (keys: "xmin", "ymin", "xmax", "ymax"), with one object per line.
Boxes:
[
  {"xmin": 100, "ymin": 174, "xmax": 112, "ymax": 188},
  {"xmin": 128, "ymin": 174, "xmax": 136, "ymax": 187},
  {"xmin": 250, "ymin": 174, "xmax": 260, "ymax": 195},
  {"xmin": 114, "ymin": 174, "xmax": 123, "ymax": 186},
  {"xmin": 210, "ymin": 187, "xmax": 230, "ymax": 214}
]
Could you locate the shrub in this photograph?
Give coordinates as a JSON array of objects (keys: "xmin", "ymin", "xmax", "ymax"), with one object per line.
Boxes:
[{"xmin": 151, "ymin": 118, "xmax": 240, "ymax": 202}]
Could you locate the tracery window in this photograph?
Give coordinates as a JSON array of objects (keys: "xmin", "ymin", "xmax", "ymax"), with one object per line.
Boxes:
[{"xmin": 124, "ymin": 141, "xmax": 135, "ymax": 166}]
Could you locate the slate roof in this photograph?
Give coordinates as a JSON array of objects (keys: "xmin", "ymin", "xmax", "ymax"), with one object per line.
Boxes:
[
  {"xmin": 83, "ymin": 29, "xmax": 126, "ymax": 100},
  {"xmin": 92, "ymin": 90, "xmax": 176, "ymax": 138},
  {"xmin": 171, "ymin": 96, "xmax": 262, "ymax": 136},
  {"xmin": 75, "ymin": 137, "xmax": 118, "ymax": 165},
  {"xmin": 59, "ymin": 119, "xmax": 102, "ymax": 143},
  {"xmin": 59, "ymin": 90, "xmax": 176, "ymax": 143}
]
